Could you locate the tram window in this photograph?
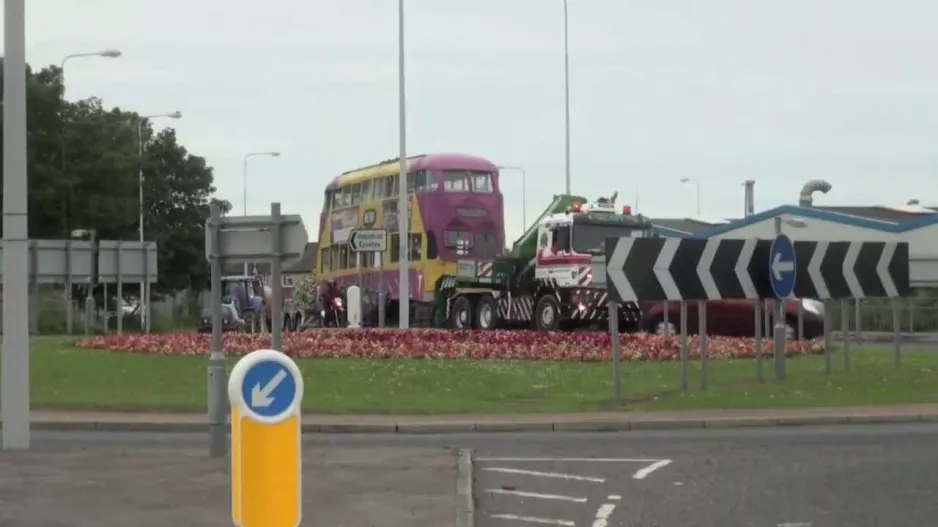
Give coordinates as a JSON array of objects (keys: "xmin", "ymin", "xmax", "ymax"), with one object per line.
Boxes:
[
  {"xmin": 390, "ymin": 233, "xmax": 400, "ymax": 262},
  {"xmin": 409, "ymin": 233, "xmax": 423, "ymax": 260},
  {"xmin": 361, "ymin": 180, "xmax": 374, "ymax": 202},
  {"xmin": 362, "ymin": 251, "xmax": 377, "ymax": 268},
  {"xmin": 388, "ymin": 175, "xmax": 399, "ymax": 197},
  {"xmin": 424, "ymin": 171, "xmax": 440, "ymax": 192},
  {"xmin": 349, "ymin": 183, "xmax": 362, "ymax": 205},
  {"xmin": 442, "ymin": 170, "xmax": 469, "ymax": 192},
  {"xmin": 329, "ymin": 190, "xmax": 340, "ymax": 209},
  {"xmin": 407, "ymin": 172, "xmax": 416, "ymax": 194},
  {"xmin": 471, "ymin": 172, "xmax": 494, "ymax": 193},
  {"xmin": 426, "ymin": 231, "xmax": 439, "ymax": 259},
  {"xmin": 373, "ymin": 177, "xmax": 386, "ymax": 199},
  {"xmin": 329, "ymin": 246, "xmax": 339, "ymax": 271},
  {"xmin": 320, "ymin": 246, "xmax": 330, "ymax": 273},
  {"xmin": 445, "ymin": 230, "xmax": 472, "ymax": 255},
  {"xmin": 474, "ymin": 232, "xmax": 499, "ymax": 258},
  {"xmin": 338, "ymin": 244, "xmax": 349, "ymax": 269}
]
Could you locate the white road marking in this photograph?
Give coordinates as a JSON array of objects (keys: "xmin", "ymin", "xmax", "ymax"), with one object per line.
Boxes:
[
  {"xmin": 778, "ymin": 523, "xmax": 812, "ymax": 527},
  {"xmin": 477, "ymin": 457, "xmax": 659, "ymax": 463},
  {"xmin": 633, "ymin": 459, "xmax": 673, "ymax": 479},
  {"xmin": 489, "ymin": 513, "xmax": 576, "ymax": 526},
  {"xmin": 483, "ymin": 467, "xmax": 605, "ymax": 483},
  {"xmin": 606, "ymin": 495, "xmax": 621, "ymax": 500},
  {"xmin": 485, "ymin": 489, "xmax": 587, "ymax": 503},
  {"xmin": 590, "ymin": 503, "xmax": 617, "ymax": 527}
]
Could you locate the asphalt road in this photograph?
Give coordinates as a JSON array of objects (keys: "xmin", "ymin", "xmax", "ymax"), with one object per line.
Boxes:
[{"xmin": 28, "ymin": 423, "xmax": 938, "ymax": 526}]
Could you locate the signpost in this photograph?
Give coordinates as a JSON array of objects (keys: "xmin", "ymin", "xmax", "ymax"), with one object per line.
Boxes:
[
  {"xmin": 605, "ymin": 236, "xmax": 774, "ymax": 390},
  {"xmin": 348, "ymin": 228, "xmax": 388, "ymax": 253},
  {"xmin": 349, "ymin": 228, "xmax": 388, "ymax": 327},
  {"xmin": 769, "ymin": 234, "xmax": 796, "ymax": 381},
  {"xmin": 793, "ymin": 240, "xmax": 911, "ymax": 370},
  {"xmin": 204, "ymin": 202, "xmax": 307, "ymax": 457},
  {"xmin": 228, "ymin": 349, "xmax": 303, "ymax": 527}
]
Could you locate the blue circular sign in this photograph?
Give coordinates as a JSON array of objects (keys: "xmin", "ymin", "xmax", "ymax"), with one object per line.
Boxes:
[
  {"xmin": 769, "ymin": 234, "xmax": 797, "ymax": 299},
  {"xmin": 240, "ymin": 359, "xmax": 298, "ymax": 419}
]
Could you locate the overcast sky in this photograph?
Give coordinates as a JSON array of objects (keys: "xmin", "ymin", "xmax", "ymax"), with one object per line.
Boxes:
[{"xmin": 7, "ymin": 0, "xmax": 938, "ymax": 239}]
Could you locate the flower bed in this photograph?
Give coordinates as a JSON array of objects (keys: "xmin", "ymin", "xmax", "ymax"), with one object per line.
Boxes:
[{"xmin": 74, "ymin": 330, "xmax": 824, "ymax": 362}]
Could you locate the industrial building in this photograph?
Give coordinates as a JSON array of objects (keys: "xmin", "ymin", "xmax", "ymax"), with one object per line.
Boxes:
[{"xmin": 649, "ymin": 181, "xmax": 938, "ymax": 288}]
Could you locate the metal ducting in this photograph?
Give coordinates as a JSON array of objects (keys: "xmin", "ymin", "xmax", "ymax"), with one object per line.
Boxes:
[
  {"xmin": 742, "ymin": 180, "xmax": 755, "ymax": 217},
  {"xmin": 798, "ymin": 179, "xmax": 832, "ymax": 207}
]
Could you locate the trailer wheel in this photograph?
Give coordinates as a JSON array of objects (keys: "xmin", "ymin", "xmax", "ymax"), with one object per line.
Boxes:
[
  {"xmin": 449, "ymin": 295, "xmax": 474, "ymax": 329},
  {"xmin": 534, "ymin": 295, "xmax": 560, "ymax": 331},
  {"xmin": 474, "ymin": 296, "xmax": 498, "ymax": 330}
]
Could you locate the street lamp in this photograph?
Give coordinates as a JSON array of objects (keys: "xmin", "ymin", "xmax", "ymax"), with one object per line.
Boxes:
[
  {"xmin": 137, "ymin": 111, "xmax": 182, "ymax": 334},
  {"xmin": 498, "ymin": 165, "xmax": 528, "ymax": 226},
  {"xmin": 58, "ymin": 49, "xmax": 123, "ymax": 336},
  {"xmin": 242, "ymin": 151, "xmax": 282, "ymax": 216},
  {"xmin": 59, "ymin": 48, "xmax": 123, "ymax": 237},
  {"xmin": 562, "ymin": 0, "xmax": 571, "ymax": 195},
  {"xmin": 679, "ymin": 177, "xmax": 701, "ymax": 217}
]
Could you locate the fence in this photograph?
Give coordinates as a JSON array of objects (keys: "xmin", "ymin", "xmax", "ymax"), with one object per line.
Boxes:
[{"xmin": 827, "ymin": 298, "xmax": 938, "ymax": 334}]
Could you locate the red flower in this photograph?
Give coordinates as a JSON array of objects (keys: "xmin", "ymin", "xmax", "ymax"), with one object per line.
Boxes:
[{"xmin": 74, "ymin": 330, "xmax": 825, "ymax": 361}]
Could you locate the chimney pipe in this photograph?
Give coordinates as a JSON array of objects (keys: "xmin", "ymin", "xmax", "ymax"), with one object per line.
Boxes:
[
  {"xmin": 798, "ymin": 179, "xmax": 832, "ymax": 207},
  {"xmin": 743, "ymin": 180, "xmax": 755, "ymax": 217}
]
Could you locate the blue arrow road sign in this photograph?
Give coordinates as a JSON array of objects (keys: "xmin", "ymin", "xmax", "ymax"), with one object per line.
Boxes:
[
  {"xmin": 769, "ymin": 234, "xmax": 796, "ymax": 299},
  {"xmin": 240, "ymin": 359, "xmax": 298, "ymax": 419}
]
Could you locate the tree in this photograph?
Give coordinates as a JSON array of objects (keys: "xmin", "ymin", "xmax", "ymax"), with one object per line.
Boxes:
[{"xmin": 1, "ymin": 58, "xmax": 231, "ymax": 294}]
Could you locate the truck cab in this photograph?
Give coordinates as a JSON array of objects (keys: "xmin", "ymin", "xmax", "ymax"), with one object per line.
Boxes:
[{"xmin": 438, "ymin": 194, "xmax": 657, "ymax": 331}]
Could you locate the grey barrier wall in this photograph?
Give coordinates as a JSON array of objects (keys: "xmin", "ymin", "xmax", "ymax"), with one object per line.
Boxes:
[{"xmin": 0, "ymin": 239, "xmax": 158, "ymax": 335}]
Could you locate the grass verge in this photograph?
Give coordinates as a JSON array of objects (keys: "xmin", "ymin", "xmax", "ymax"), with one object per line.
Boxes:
[{"xmin": 1, "ymin": 337, "xmax": 936, "ymax": 414}]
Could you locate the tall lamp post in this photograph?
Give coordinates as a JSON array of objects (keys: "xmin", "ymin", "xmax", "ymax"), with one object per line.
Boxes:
[
  {"xmin": 3, "ymin": 0, "xmax": 30, "ymax": 450},
  {"xmin": 137, "ymin": 111, "xmax": 182, "ymax": 332},
  {"xmin": 679, "ymin": 177, "xmax": 701, "ymax": 217},
  {"xmin": 242, "ymin": 151, "xmax": 281, "ymax": 275},
  {"xmin": 242, "ymin": 151, "xmax": 281, "ymax": 216},
  {"xmin": 58, "ymin": 49, "xmax": 122, "ymax": 335},
  {"xmin": 562, "ymin": 0, "xmax": 571, "ymax": 195},
  {"xmin": 498, "ymin": 165, "xmax": 528, "ymax": 227}
]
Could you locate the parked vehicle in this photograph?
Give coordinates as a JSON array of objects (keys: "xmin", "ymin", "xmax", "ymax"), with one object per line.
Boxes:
[
  {"xmin": 197, "ymin": 304, "xmax": 243, "ymax": 333},
  {"xmin": 640, "ymin": 298, "xmax": 825, "ymax": 340}
]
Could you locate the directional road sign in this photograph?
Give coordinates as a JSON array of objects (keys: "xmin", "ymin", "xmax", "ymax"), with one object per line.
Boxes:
[
  {"xmin": 228, "ymin": 349, "xmax": 304, "ymax": 527},
  {"xmin": 348, "ymin": 228, "xmax": 388, "ymax": 252},
  {"xmin": 769, "ymin": 234, "xmax": 796, "ymax": 299},
  {"xmin": 205, "ymin": 213, "xmax": 307, "ymax": 264},
  {"xmin": 793, "ymin": 240, "xmax": 911, "ymax": 299},
  {"xmin": 604, "ymin": 237, "xmax": 772, "ymax": 302}
]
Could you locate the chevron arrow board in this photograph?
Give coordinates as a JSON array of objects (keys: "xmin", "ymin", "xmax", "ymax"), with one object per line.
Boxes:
[
  {"xmin": 604, "ymin": 237, "xmax": 774, "ymax": 302},
  {"xmin": 792, "ymin": 240, "xmax": 911, "ymax": 299}
]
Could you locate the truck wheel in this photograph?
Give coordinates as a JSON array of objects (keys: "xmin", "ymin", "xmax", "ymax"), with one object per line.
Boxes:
[
  {"xmin": 474, "ymin": 296, "xmax": 498, "ymax": 330},
  {"xmin": 449, "ymin": 295, "xmax": 473, "ymax": 329},
  {"xmin": 534, "ymin": 295, "xmax": 560, "ymax": 331}
]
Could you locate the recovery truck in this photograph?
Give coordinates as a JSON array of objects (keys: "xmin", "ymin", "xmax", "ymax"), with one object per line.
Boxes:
[{"xmin": 432, "ymin": 193, "xmax": 657, "ymax": 331}]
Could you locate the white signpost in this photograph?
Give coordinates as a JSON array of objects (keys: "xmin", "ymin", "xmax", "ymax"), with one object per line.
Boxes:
[
  {"xmin": 348, "ymin": 229, "xmax": 388, "ymax": 253},
  {"xmin": 348, "ymin": 229, "xmax": 388, "ymax": 328}
]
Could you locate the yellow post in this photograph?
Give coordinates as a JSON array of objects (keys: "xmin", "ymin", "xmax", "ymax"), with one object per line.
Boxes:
[{"xmin": 228, "ymin": 349, "xmax": 304, "ymax": 527}]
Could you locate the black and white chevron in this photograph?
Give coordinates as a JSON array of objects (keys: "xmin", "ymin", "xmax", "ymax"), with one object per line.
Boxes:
[
  {"xmin": 793, "ymin": 240, "xmax": 911, "ymax": 299},
  {"xmin": 604, "ymin": 237, "xmax": 773, "ymax": 302}
]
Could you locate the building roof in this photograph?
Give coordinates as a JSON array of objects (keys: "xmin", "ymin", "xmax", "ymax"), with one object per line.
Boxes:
[
  {"xmin": 695, "ymin": 204, "xmax": 938, "ymax": 237},
  {"xmin": 284, "ymin": 242, "xmax": 318, "ymax": 274},
  {"xmin": 814, "ymin": 205, "xmax": 937, "ymax": 223},
  {"xmin": 650, "ymin": 218, "xmax": 723, "ymax": 236}
]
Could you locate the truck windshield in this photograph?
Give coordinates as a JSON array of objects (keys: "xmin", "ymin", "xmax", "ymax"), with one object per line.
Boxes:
[{"xmin": 572, "ymin": 224, "xmax": 648, "ymax": 254}]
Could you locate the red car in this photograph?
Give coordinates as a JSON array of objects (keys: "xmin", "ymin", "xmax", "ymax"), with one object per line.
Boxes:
[{"xmin": 640, "ymin": 298, "xmax": 825, "ymax": 340}]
